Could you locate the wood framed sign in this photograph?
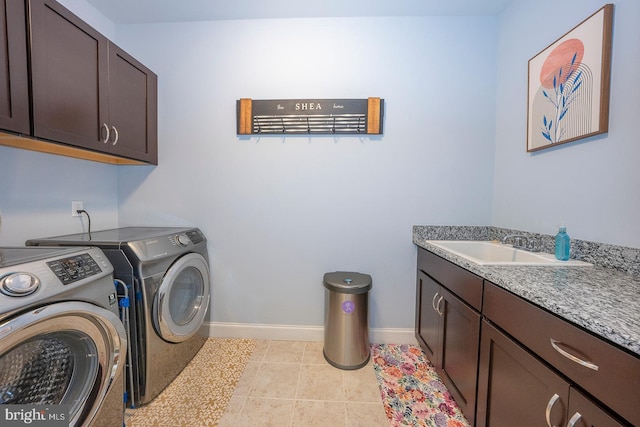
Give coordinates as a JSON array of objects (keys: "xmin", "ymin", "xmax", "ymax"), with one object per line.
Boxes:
[
  {"xmin": 526, "ymin": 4, "xmax": 613, "ymax": 152},
  {"xmin": 237, "ymin": 98, "xmax": 383, "ymax": 135}
]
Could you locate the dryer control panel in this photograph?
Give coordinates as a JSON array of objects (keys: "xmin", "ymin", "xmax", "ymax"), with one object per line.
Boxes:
[
  {"xmin": 185, "ymin": 229, "xmax": 205, "ymax": 244},
  {"xmin": 47, "ymin": 253, "xmax": 102, "ymax": 285}
]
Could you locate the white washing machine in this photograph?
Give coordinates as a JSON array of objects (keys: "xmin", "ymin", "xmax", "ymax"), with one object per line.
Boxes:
[
  {"xmin": 0, "ymin": 246, "xmax": 127, "ymax": 427},
  {"xmin": 27, "ymin": 227, "xmax": 211, "ymax": 407}
]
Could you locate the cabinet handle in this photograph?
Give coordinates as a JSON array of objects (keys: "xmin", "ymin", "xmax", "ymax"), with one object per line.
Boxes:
[
  {"xmin": 567, "ymin": 412, "xmax": 582, "ymax": 427},
  {"xmin": 550, "ymin": 339, "xmax": 599, "ymax": 371},
  {"xmin": 545, "ymin": 393, "xmax": 560, "ymax": 427},
  {"xmin": 436, "ymin": 296, "xmax": 444, "ymax": 316},
  {"xmin": 431, "ymin": 293, "xmax": 440, "ymax": 312},
  {"xmin": 101, "ymin": 123, "xmax": 110, "ymax": 143},
  {"xmin": 111, "ymin": 126, "xmax": 119, "ymax": 145}
]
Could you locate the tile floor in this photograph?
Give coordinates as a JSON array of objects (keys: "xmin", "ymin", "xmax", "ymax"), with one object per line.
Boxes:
[{"xmin": 217, "ymin": 340, "xmax": 390, "ymax": 427}]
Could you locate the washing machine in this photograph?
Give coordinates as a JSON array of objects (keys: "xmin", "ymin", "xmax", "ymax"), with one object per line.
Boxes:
[
  {"xmin": 0, "ymin": 246, "xmax": 127, "ymax": 427},
  {"xmin": 27, "ymin": 227, "xmax": 211, "ymax": 408}
]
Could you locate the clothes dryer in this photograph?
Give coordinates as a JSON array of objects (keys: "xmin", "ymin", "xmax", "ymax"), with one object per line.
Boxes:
[
  {"xmin": 0, "ymin": 246, "xmax": 127, "ymax": 427},
  {"xmin": 27, "ymin": 227, "xmax": 211, "ymax": 407}
]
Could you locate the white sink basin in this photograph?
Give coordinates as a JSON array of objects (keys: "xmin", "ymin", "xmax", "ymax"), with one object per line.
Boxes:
[{"xmin": 425, "ymin": 240, "xmax": 592, "ymax": 266}]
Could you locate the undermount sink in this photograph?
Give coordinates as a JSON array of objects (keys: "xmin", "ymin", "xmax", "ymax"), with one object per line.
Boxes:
[{"xmin": 425, "ymin": 240, "xmax": 593, "ymax": 266}]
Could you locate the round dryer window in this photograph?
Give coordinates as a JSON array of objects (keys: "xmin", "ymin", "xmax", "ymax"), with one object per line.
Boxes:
[
  {"xmin": 0, "ymin": 301, "xmax": 126, "ymax": 427},
  {"xmin": 155, "ymin": 252, "xmax": 210, "ymax": 343}
]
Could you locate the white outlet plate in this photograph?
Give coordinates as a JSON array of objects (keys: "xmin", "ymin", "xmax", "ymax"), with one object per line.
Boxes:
[{"xmin": 72, "ymin": 201, "xmax": 84, "ymax": 217}]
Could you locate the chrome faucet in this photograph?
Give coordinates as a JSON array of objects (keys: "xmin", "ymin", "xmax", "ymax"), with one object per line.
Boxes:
[{"xmin": 501, "ymin": 234, "xmax": 540, "ymax": 252}]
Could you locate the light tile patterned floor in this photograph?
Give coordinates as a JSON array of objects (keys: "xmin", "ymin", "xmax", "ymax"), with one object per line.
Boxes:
[
  {"xmin": 125, "ymin": 338, "xmax": 255, "ymax": 426},
  {"xmin": 218, "ymin": 340, "xmax": 389, "ymax": 427}
]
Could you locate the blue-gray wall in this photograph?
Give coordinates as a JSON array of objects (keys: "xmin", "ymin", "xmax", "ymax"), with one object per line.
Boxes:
[
  {"xmin": 493, "ymin": 0, "xmax": 640, "ymax": 248},
  {"xmin": 0, "ymin": 0, "xmax": 637, "ymax": 332},
  {"xmin": 114, "ymin": 16, "xmax": 498, "ymax": 328}
]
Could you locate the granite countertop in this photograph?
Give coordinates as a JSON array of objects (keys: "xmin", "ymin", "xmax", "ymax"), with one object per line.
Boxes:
[{"xmin": 413, "ymin": 232, "xmax": 640, "ymax": 358}]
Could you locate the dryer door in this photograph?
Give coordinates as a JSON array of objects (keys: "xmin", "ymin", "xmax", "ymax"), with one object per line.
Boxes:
[
  {"xmin": 0, "ymin": 301, "xmax": 126, "ymax": 427},
  {"xmin": 154, "ymin": 252, "xmax": 210, "ymax": 343}
]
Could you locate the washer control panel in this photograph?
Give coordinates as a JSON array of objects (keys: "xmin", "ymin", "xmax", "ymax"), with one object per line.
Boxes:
[
  {"xmin": 47, "ymin": 253, "xmax": 103, "ymax": 285},
  {"xmin": 0, "ymin": 273, "xmax": 40, "ymax": 296}
]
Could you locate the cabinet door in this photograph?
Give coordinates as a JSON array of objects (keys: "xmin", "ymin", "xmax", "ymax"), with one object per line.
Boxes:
[
  {"xmin": 476, "ymin": 320, "xmax": 570, "ymax": 427},
  {"xmin": 415, "ymin": 270, "xmax": 441, "ymax": 363},
  {"xmin": 108, "ymin": 43, "xmax": 158, "ymax": 164},
  {"xmin": 0, "ymin": 0, "xmax": 30, "ymax": 134},
  {"xmin": 29, "ymin": 0, "xmax": 108, "ymax": 151},
  {"xmin": 567, "ymin": 389, "xmax": 627, "ymax": 427},
  {"xmin": 484, "ymin": 281, "xmax": 640, "ymax": 425},
  {"xmin": 439, "ymin": 287, "xmax": 480, "ymax": 425}
]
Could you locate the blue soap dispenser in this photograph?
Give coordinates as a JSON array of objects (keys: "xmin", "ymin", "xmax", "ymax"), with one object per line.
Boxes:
[{"xmin": 555, "ymin": 226, "xmax": 570, "ymax": 261}]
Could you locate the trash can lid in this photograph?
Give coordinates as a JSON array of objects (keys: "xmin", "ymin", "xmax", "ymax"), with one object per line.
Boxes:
[{"xmin": 323, "ymin": 271, "xmax": 372, "ymax": 293}]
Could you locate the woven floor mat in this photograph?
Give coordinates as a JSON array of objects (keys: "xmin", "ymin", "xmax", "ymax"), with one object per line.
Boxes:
[{"xmin": 126, "ymin": 338, "xmax": 256, "ymax": 427}]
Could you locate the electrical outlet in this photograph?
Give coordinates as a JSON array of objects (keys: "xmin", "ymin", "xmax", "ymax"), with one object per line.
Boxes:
[{"xmin": 72, "ymin": 201, "xmax": 84, "ymax": 217}]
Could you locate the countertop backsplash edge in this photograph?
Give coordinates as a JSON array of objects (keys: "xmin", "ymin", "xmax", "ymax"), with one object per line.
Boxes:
[
  {"xmin": 412, "ymin": 225, "xmax": 640, "ymax": 276},
  {"xmin": 412, "ymin": 225, "xmax": 640, "ymax": 356}
]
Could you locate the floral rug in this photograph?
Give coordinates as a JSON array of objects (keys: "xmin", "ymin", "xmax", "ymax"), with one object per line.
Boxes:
[{"xmin": 371, "ymin": 344, "xmax": 470, "ymax": 427}]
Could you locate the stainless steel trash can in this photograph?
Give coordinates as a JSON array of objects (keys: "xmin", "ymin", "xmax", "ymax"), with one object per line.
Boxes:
[{"xmin": 323, "ymin": 271, "xmax": 372, "ymax": 370}]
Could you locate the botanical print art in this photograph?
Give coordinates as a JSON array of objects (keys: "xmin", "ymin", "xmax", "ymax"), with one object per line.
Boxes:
[{"xmin": 527, "ymin": 5, "xmax": 613, "ymax": 152}]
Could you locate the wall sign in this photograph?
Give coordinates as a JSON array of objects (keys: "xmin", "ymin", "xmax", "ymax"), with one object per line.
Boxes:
[{"xmin": 237, "ymin": 98, "xmax": 383, "ymax": 135}]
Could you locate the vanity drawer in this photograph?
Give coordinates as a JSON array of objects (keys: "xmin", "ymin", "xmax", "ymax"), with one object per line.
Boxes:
[
  {"xmin": 417, "ymin": 248, "xmax": 483, "ymax": 311},
  {"xmin": 484, "ymin": 281, "xmax": 640, "ymax": 426}
]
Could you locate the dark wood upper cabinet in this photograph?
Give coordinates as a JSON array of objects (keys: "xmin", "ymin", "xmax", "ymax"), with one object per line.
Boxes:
[
  {"xmin": 29, "ymin": 0, "xmax": 108, "ymax": 151},
  {"xmin": 26, "ymin": 0, "xmax": 157, "ymax": 164},
  {"xmin": 107, "ymin": 44, "xmax": 158, "ymax": 164},
  {"xmin": 0, "ymin": 0, "xmax": 30, "ymax": 134}
]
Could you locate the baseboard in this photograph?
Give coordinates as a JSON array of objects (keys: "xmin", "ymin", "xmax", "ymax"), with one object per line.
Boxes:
[{"xmin": 201, "ymin": 322, "xmax": 418, "ymax": 345}]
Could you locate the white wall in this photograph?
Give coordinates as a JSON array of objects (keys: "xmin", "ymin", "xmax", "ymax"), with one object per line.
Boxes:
[
  {"xmin": 114, "ymin": 16, "xmax": 498, "ymax": 329},
  {"xmin": 0, "ymin": 0, "xmax": 120, "ymax": 246},
  {"xmin": 0, "ymin": 147, "xmax": 119, "ymax": 245},
  {"xmin": 4, "ymin": 0, "xmax": 637, "ymax": 334},
  {"xmin": 493, "ymin": 0, "xmax": 640, "ymax": 248},
  {"xmin": 57, "ymin": 0, "xmax": 116, "ymax": 39}
]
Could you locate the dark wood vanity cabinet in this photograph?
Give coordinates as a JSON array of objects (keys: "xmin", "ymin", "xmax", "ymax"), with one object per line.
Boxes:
[
  {"xmin": 415, "ymin": 248, "xmax": 483, "ymax": 425},
  {"xmin": 476, "ymin": 320, "xmax": 570, "ymax": 427},
  {"xmin": 476, "ymin": 320, "xmax": 625, "ymax": 427},
  {"xmin": 568, "ymin": 389, "xmax": 627, "ymax": 427},
  {"xmin": 25, "ymin": 0, "xmax": 157, "ymax": 164},
  {"xmin": 415, "ymin": 247, "xmax": 638, "ymax": 426},
  {"xmin": 416, "ymin": 270, "xmax": 440, "ymax": 362},
  {"xmin": 0, "ymin": 0, "xmax": 30, "ymax": 134},
  {"xmin": 482, "ymin": 281, "xmax": 638, "ymax": 426}
]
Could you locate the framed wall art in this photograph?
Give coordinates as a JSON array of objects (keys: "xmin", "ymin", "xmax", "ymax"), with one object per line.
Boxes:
[{"xmin": 527, "ymin": 4, "xmax": 613, "ymax": 152}]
